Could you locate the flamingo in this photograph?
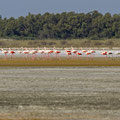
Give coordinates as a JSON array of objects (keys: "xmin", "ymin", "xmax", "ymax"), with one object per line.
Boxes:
[
  {"xmin": 66, "ymin": 52, "xmax": 72, "ymax": 55},
  {"xmin": 101, "ymin": 51, "xmax": 107, "ymax": 55},
  {"xmin": 71, "ymin": 47, "xmax": 78, "ymax": 54},
  {"xmin": 72, "ymin": 50, "xmax": 78, "ymax": 54},
  {"xmin": 18, "ymin": 47, "xmax": 23, "ymax": 54},
  {"xmin": 29, "ymin": 50, "xmax": 38, "ymax": 60},
  {"xmin": 107, "ymin": 51, "xmax": 113, "ymax": 57},
  {"xmin": 107, "ymin": 51, "xmax": 112, "ymax": 55},
  {"xmin": 1, "ymin": 49, "xmax": 8, "ymax": 59},
  {"xmin": 64, "ymin": 48, "xmax": 71, "ymax": 53},
  {"xmin": 18, "ymin": 50, "xmax": 22, "ymax": 54},
  {"xmin": 44, "ymin": 50, "xmax": 50, "ymax": 54},
  {"xmin": 82, "ymin": 50, "xmax": 87, "ymax": 53},
  {"xmin": 42, "ymin": 49, "xmax": 52, "ymax": 59},
  {"xmin": 8, "ymin": 48, "xmax": 15, "ymax": 59},
  {"xmin": 55, "ymin": 50, "xmax": 61, "ymax": 54},
  {"xmin": 23, "ymin": 50, "xmax": 29, "ymax": 54},
  {"xmin": 49, "ymin": 50, "xmax": 54, "ymax": 54},
  {"xmin": 54, "ymin": 50, "xmax": 61, "ymax": 59},
  {"xmin": 101, "ymin": 48, "xmax": 107, "ymax": 56},
  {"xmin": 37, "ymin": 49, "xmax": 45, "ymax": 59},
  {"xmin": 1, "ymin": 49, "xmax": 8, "ymax": 54},
  {"xmin": 71, "ymin": 47, "xmax": 78, "ymax": 59},
  {"xmin": 9, "ymin": 50, "xmax": 15, "ymax": 54},
  {"xmin": 90, "ymin": 50, "xmax": 95, "ymax": 53},
  {"xmin": 64, "ymin": 49, "xmax": 71, "ymax": 53},
  {"xmin": 54, "ymin": 48, "xmax": 61, "ymax": 59},
  {"xmin": 30, "ymin": 50, "xmax": 38, "ymax": 54},
  {"xmin": 38, "ymin": 50, "xmax": 45, "ymax": 54},
  {"xmin": 86, "ymin": 52, "xmax": 91, "ymax": 55},
  {"xmin": 77, "ymin": 52, "xmax": 82, "ymax": 55},
  {"xmin": 85, "ymin": 52, "xmax": 92, "ymax": 59},
  {"xmin": 23, "ymin": 49, "xmax": 30, "ymax": 59},
  {"xmin": 47, "ymin": 50, "xmax": 54, "ymax": 59}
]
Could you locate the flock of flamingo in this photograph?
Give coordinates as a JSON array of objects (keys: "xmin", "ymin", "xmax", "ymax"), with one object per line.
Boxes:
[{"xmin": 0, "ymin": 47, "xmax": 119, "ymax": 59}]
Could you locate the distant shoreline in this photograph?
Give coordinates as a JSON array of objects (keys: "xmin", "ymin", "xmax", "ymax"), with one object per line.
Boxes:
[{"xmin": 0, "ymin": 38, "xmax": 120, "ymax": 48}]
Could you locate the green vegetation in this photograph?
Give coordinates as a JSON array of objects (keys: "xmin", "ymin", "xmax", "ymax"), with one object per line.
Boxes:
[
  {"xmin": 0, "ymin": 10, "xmax": 120, "ymax": 40},
  {"xmin": 0, "ymin": 38, "xmax": 120, "ymax": 48}
]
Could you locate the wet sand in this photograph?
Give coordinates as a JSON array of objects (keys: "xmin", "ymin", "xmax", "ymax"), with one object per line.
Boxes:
[
  {"xmin": 0, "ymin": 67, "xmax": 120, "ymax": 120},
  {"xmin": 0, "ymin": 57, "xmax": 120, "ymax": 67}
]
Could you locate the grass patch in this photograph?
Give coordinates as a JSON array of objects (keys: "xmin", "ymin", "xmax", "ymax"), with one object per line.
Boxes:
[{"xmin": 0, "ymin": 38, "xmax": 120, "ymax": 48}]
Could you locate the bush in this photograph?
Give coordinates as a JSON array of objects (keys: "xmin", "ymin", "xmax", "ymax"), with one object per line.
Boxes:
[
  {"xmin": 0, "ymin": 41, "xmax": 7, "ymax": 46},
  {"xmin": 80, "ymin": 40, "xmax": 91, "ymax": 47},
  {"xmin": 40, "ymin": 41, "xmax": 47, "ymax": 45},
  {"xmin": 105, "ymin": 40, "xmax": 114, "ymax": 46},
  {"xmin": 89, "ymin": 35, "xmax": 100, "ymax": 40},
  {"xmin": 94, "ymin": 41, "xmax": 102, "ymax": 46},
  {"xmin": 48, "ymin": 41, "xmax": 56, "ymax": 45},
  {"xmin": 60, "ymin": 40, "xmax": 67, "ymax": 45}
]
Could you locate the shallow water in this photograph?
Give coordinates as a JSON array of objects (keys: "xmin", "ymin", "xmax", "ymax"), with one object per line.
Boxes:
[
  {"xmin": 0, "ymin": 67, "xmax": 120, "ymax": 119},
  {"xmin": 1, "ymin": 49, "xmax": 120, "ymax": 58}
]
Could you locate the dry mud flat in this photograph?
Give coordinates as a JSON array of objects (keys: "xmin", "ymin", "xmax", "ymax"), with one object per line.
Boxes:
[{"xmin": 0, "ymin": 67, "xmax": 120, "ymax": 120}]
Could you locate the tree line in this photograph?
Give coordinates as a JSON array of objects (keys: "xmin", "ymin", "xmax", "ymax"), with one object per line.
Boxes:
[{"xmin": 0, "ymin": 10, "xmax": 120, "ymax": 40}]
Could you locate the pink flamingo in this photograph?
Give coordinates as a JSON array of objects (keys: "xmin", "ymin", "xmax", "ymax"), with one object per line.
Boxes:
[
  {"xmin": 64, "ymin": 48, "xmax": 71, "ymax": 53},
  {"xmin": 101, "ymin": 51, "xmax": 107, "ymax": 55},
  {"xmin": 90, "ymin": 50, "xmax": 95, "ymax": 53},
  {"xmin": 38, "ymin": 49, "xmax": 45, "ymax": 54},
  {"xmin": 86, "ymin": 52, "xmax": 92, "ymax": 59},
  {"xmin": 38, "ymin": 49, "xmax": 45, "ymax": 59},
  {"xmin": 71, "ymin": 47, "xmax": 77, "ymax": 54},
  {"xmin": 18, "ymin": 50, "xmax": 22, "ymax": 54},
  {"xmin": 77, "ymin": 52, "xmax": 82, "ymax": 55},
  {"xmin": 48, "ymin": 50, "xmax": 54, "ymax": 59},
  {"xmin": 66, "ymin": 52, "xmax": 72, "ymax": 55},
  {"xmin": 101, "ymin": 51, "xmax": 108, "ymax": 58},
  {"xmin": 49, "ymin": 50, "xmax": 54, "ymax": 54},
  {"xmin": 82, "ymin": 50, "xmax": 87, "ymax": 53},
  {"xmin": 55, "ymin": 50, "xmax": 61, "ymax": 54},
  {"xmin": 89, "ymin": 50, "xmax": 96, "ymax": 58},
  {"xmin": 1, "ymin": 49, "xmax": 8, "ymax": 59},
  {"xmin": 107, "ymin": 51, "xmax": 112, "ymax": 55},
  {"xmin": 86, "ymin": 52, "xmax": 91, "ymax": 55},
  {"xmin": 29, "ymin": 50, "xmax": 38, "ymax": 60},
  {"xmin": 18, "ymin": 47, "xmax": 23, "ymax": 54},
  {"xmin": 54, "ymin": 49, "xmax": 61, "ymax": 59},
  {"xmin": 66, "ymin": 52, "xmax": 72, "ymax": 59},
  {"xmin": 23, "ymin": 48, "xmax": 30, "ymax": 59},
  {"xmin": 71, "ymin": 47, "xmax": 78, "ymax": 59},
  {"xmin": 8, "ymin": 48, "xmax": 15, "ymax": 59}
]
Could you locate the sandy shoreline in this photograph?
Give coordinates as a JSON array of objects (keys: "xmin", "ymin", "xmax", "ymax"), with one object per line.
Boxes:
[{"xmin": 0, "ymin": 57, "xmax": 120, "ymax": 66}]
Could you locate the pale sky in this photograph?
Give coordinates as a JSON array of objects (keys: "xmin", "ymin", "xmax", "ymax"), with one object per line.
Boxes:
[{"xmin": 0, "ymin": 0, "xmax": 120, "ymax": 18}]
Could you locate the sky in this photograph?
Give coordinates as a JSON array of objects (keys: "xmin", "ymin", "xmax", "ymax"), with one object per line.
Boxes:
[{"xmin": 0, "ymin": 0, "xmax": 120, "ymax": 18}]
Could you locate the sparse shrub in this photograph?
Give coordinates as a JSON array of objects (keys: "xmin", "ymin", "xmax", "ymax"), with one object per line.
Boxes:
[
  {"xmin": 28, "ymin": 41, "xmax": 40, "ymax": 46},
  {"xmin": 40, "ymin": 41, "xmax": 47, "ymax": 45},
  {"xmin": 94, "ymin": 41, "xmax": 102, "ymax": 46},
  {"xmin": 89, "ymin": 35, "xmax": 100, "ymax": 40},
  {"xmin": 0, "ymin": 41, "xmax": 7, "ymax": 46},
  {"xmin": 60, "ymin": 40, "xmax": 67, "ymax": 45},
  {"xmin": 28, "ymin": 41, "xmax": 34, "ymax": 46},
  {"xmin": 80, "ymin": 40, "xmax": 91, "ymax": 47},
  {"xmin": 105, "ymin": 40, "xmax": 114, "ymax": 46},
  {"xmin": 11, "ymin": 42, "xmax": 19, "ymax": 47},
  {"xmin": 48, "ymin": 41, "xmax": 56, "ymax": 45}
]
